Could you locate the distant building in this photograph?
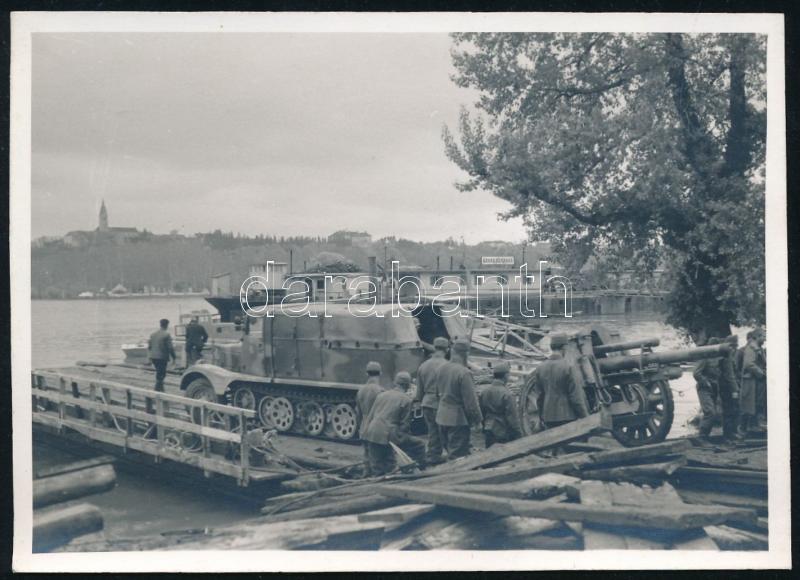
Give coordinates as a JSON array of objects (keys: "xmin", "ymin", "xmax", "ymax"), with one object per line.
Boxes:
[
  {"xmin": 62, "ymin": 200, "xmax": 140, "ymax": 248},
  {"xmin": 327, "ymin": 230, "xmax": 372, "ymax": 248}
]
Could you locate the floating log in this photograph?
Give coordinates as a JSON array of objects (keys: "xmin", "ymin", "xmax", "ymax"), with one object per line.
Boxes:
[
  {"xmin": 426, "ymin": 411, "xmax": 612, "ymax": 474},
  {"xmin": 33, "ymin": 503, "xmax": 104, "ymax": 552},
  {"xmin": 377, "ymin": 484, "xmax": 757, "ymax": 530},
  {"xmin": 33, "ymin": 464, "xmax": 116, "ymax": 508},
  {"xmin": 33, "ymin": 455, "xmax": 116, "ymax": 479}
]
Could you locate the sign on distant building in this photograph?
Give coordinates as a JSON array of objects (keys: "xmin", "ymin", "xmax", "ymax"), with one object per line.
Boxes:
[{"xmin": 481, "ymin": 256, "xmax": 514, "ymax": 266}]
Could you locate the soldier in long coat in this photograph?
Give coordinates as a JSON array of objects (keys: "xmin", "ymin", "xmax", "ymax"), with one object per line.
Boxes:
[
  {"xmin": 414, "ymin": 337, "xmax": 449, "ymax": 465},
  {"xmin": 435, "ymin": 339, "xmax": 483, "ymax": 459}
]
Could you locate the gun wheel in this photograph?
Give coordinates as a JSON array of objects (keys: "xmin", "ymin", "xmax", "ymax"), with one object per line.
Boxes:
[
  {"xmin": 330, "ymin": 403, "xmax": 357, "ymax": 440},
  {"xmin": 611, "ymin": 380, "xmax": 674, "ymax": 447},
  {"xmin": 298, "ymin": 401, "xmax": 325, "ymax": 435},
  {"xmin": 267, "ymin": 397, "xmax": 294, "ymax": 432}
]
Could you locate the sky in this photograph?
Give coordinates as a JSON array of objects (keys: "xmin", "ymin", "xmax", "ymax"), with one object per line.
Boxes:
[{"xmin": 31, "ymin": 33, "xmax": 527, "ymax": 243}]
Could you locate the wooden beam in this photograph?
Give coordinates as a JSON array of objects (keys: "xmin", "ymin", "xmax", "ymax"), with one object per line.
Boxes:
[
  {"xmin": 262, "ymin": 494, "xmax": 403, "ymax": 522},
  {"xmin": 585, "ymin": 438, "xmax": 693, "ymax": 467},
  {"xmin": 580, "ymin": 457, "xmax": 687, "ymax": 483},
  {"xmin": 425, "ymin": 411, "xmax": 612, "ymax": 474},
  {"xmin": 377, "ymin": 484, "xmax": 757, "ymax": 530}
]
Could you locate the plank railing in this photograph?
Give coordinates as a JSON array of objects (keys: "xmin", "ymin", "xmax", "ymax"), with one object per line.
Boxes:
[{"xmin": 31, "ymin": 370, "xmax": 258, "ymax": 485}]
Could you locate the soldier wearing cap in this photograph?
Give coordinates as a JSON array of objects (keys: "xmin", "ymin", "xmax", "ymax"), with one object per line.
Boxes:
[
  {"xmin": 414, "ymin": 336, "xmax": 450, "ymax": 464},
  {"xmin": 361, "ymin": 371, "xmax": 426, "ymax": 475},
  {"xmin": 479, "ymin": 361, "xmax": 522, "ymax": 448},
  {"xmin": 435, "ymin": 338, "xmax": 483, "ymax": 459},
  {"xmin": 356, "ymin": 361, "xmax": 385, "ymax": 476},
  {"xmin": 528, "ymin": 333, "xmax": 589, "ymax": 429}
]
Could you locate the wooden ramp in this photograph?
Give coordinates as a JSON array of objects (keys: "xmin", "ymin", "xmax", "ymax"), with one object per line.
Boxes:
[{"xmin": 32, "ymin": 368, "xmax": 297, "ymax": 486}]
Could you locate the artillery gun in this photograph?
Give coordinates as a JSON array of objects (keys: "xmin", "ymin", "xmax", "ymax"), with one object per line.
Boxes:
[{"xmin": 518, "ymin": 329, "xmax": 731, "ymax": 446}]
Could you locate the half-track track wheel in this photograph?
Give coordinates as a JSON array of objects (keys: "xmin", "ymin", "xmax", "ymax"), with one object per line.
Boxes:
[
  {"xmin": 232, "ymin": 386, "xmax": 257, "ymax": 411},
  {"xmin": 297, "ymin": 401, "xmax": 326, "ymax": 435},
  {"xmin": 266, "ymin": 397, "xmax": 295, "ymax": 432},
  {"xmin": 611, "ymin": 380, "xmax": 674, "ymax": 447},
  {"xmin": 330, "ymin": 403, "xmax": 357, "ymax": 440},
  {"xmin": 257, "ymin": 396, "xmax": 275, "ymax": 428}
]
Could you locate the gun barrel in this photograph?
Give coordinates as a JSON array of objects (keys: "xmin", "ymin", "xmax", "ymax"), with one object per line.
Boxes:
[
  {"xmin": 596, "ymin": 344, "xmax": 731, "ymax": 373},
  {"xmin": 594, "ymin": 338, "xmax": 660, "ymax": 356}
]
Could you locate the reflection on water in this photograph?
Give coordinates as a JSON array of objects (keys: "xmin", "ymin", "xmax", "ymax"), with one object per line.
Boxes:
[{"xmin": 31, "ymin": 299, "xmax": 747, "ymax": 545}]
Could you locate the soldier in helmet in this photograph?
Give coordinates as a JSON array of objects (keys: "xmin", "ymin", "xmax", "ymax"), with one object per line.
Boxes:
[
  {"xmin": 414, "ymin": 336, "xmax": 450, "ymax": 465},
  {"xmin": 435, "ymin": 338, "xmax": 483, "ymax": 459},
  {"xmin": 362, "ymin": 371, "xmax": 426, "ymax": 475},
  {"xmin": 479, "ymin": 361, "xmax": 523, "ymax": 448},
  {"xmin": 530, "ymin": 333, "xmax": 589, "ymax": 429},
  {"xmin": 356, "ymin": 361, "xmax": 385, "ymax": 476}
]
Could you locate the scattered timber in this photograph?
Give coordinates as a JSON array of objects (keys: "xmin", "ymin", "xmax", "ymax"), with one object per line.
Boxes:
[{"xmin": 33, "ymin": 504, "xmax": 104, "ymax": 552}]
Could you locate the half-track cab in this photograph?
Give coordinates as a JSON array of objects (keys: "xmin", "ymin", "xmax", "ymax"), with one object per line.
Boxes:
[{"xmin": 178, "ymin": 302, "xmax": 470, "ymax": 441}]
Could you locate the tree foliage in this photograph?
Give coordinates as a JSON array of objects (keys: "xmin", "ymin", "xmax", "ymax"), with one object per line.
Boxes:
[{"xmin": 444, "ymin": 32, "xmax": 766, "ymax": 338}]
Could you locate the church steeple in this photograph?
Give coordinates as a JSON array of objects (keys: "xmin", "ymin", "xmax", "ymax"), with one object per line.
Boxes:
[{"xmin": 98, "ymin": 199, "xmax": 109, "ymax": 232}]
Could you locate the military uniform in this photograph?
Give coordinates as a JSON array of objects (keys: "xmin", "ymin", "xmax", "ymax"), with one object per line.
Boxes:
[
  {"xmin": 693, "ymin": 356, "xmax": 721, "ymax": 437},
  {"xmin": 415, "ymin": 339, "xmax": 449, "ymax": 464},
  {"xmin": 739, "ymin": 343, "xmax": 766, "ymax": 432},
  {"xmin": 534, "ymin": 355, "xmax": 589, "ymax": 428},
  {"xmin": 435, "ymin": 341, "xmax": 482, "ymax": 459},
  {"xmin": 717, "ymin": 340, "xmax": 741, "ymax": 440},
  {"xmin": 479, "ymin": 371, "xmax": 522, "ymax": 448},
  {"xmin": 362, "ymin": 385, "xmax": 426, "ymax": 476},
  {"xmin": 356, "ymin": 363, "xmax": 385, "ymax": 476},
  {"xmin": 148, "ymin": 327, "xmax": 176, "ymax": 392},
  {"xmin": 185, "ymin": 320, "xmax": 209, "ymax": 366}
]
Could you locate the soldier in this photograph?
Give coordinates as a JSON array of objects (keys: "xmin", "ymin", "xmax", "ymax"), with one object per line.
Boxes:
[
  {"xmin": 414, "ymin": 336, "xmax": 449, "ymax": 465},
  {"xmin": 147, "ymin": 318, "xmax": 176, "ymax": 413},
  {"xmin": 362, "ymin": 371, "xmax": 426, "ymax": 476},
  {"xmin": 356, "ymin": 361, "xmax": 385, "ymax": 476},
  {"xmin": 479, "ymin": 361, "xmax": 523, "ymax": 448},
  {"xmin": 754, "ymin": 328, "xmax": 767, "ymax": 428},
  {"xmin": 435, "ymin": 338, "xmax": 483, "ymax": 460},
  {"xmin": 739, "ymin": 330, "xmax": 766, "ymax": 435},
  {"xmin": 717, "ymin": 335, "xmax": 741, "ymax": 442},
  {"xmin": 533, "ymin": 333, "xmax": 589, "ymax": 429},
  {"xmin": 184, "ymin": 316, "xmax": 209, "ymax": 366},
  {"xmin": 693, "ymin": 337, "xmax": 721, "ymax": 440}
]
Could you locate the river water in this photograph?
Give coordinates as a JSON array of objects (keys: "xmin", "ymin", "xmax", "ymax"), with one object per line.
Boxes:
[{"xmin": 31, "ymin": 297, "xmax": 744, "ymax": 548}]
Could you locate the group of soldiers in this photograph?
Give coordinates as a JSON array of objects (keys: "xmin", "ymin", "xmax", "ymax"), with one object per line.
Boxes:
[
  {"xmin": 355, "ymin": 332, "xmax": 592, "ymax": 477},
  {"xmin": 693, "ymin": 327, "xmax": 767, "ymax": 442},
  {"xmin": 147, "ymin": 317, "xmax": 209, "ymax": 393}
]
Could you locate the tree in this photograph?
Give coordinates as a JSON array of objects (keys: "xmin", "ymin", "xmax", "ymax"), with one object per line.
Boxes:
[{"xmin": 443, "ymin": 33, "xmax": 766, "ymax": 340}]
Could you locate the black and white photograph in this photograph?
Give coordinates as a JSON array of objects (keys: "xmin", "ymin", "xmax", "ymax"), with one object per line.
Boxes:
[{"xmin": 10, "ymin": 11, "xmax": 790, "ymax": 572}]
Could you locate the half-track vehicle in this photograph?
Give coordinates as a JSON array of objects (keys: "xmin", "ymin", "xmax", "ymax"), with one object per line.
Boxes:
[{"xmin": 178, "ymin": 302, "xmax": 729, "ymax": 447}]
